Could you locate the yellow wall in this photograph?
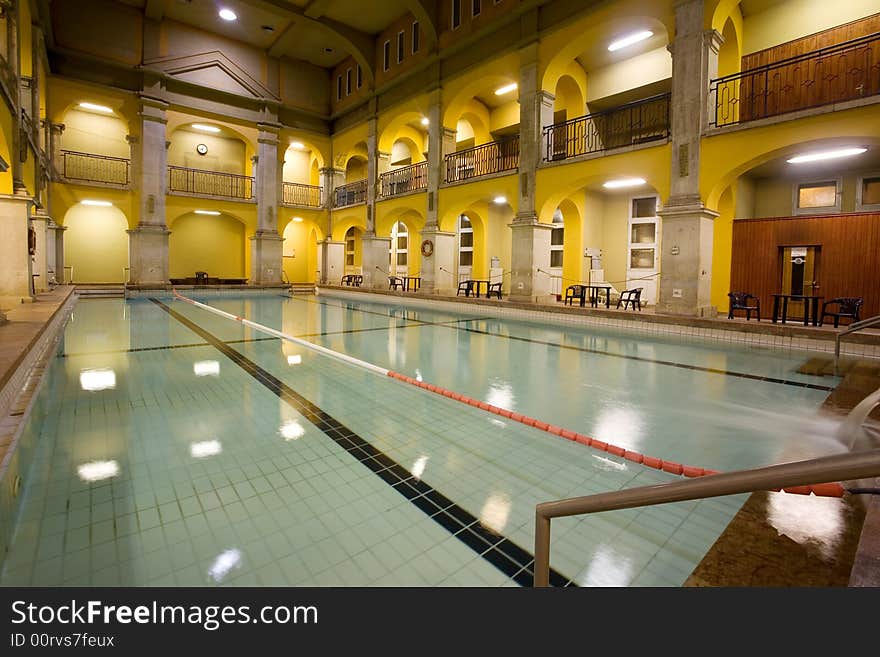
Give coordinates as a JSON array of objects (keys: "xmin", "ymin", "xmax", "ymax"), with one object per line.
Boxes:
[
  {"xmin": 282, "ymin": 220, "xmax": 319, "ymax": 282},
  {"xmin": 489, "ymin": 100, "xmax": 520, "ymax": 135},
  {"xmin": 487, "ymin": 204, "xmax": 512, "ymax": 291},
  {"xmin": 0, "ymin": 102, "xmax": 11, "ymax": 195},
  {"xmin": 23, "ymin": 146, "xmax": 36, "ymax": 195},
  {"xmin": 600, "ymin": 196, "xmax": 629, "ymax": 290},
  {"xmin": 283, "ymin": 149, "xmax": 311, "ymax": 184},
  {"xmin": 63, "ymin": 204, "xmax": 129, "ymax": 283},
  {"xmin": 62, "ymin": 109, "xmax": 130, "ymax": 158},
  {"xmin": 742, "ymin": 0, "xmax": 879, "ymax": 54},
  {"xmin": 586, "ymin": 47, "xmax": 672, "ymax": 102},
  {"xmin": 19, "ymin": 0, "xmax": 33, "ymax": 77},
  {"xmin": 711, "ymin": 186, "xmax": 734, "ymax": 312},
  {"xmin": 168, "ymin": 130, "xmax": 246, "ymax": 174},
  {"xmin": 169, "ymin": 213, "xmax": 245, "ymax": 278},
  {"xmin": 750, "ymin": 169, "xmax": 866, "ymax": 218}
]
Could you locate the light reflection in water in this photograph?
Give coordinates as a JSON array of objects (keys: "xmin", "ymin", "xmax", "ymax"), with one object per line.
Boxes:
[
  {"xmin": 280, "ymin": 421, "xmax": 305, "ymax": 441},
  {"xmin": 593, "ymin": 407, "xmax": 644, "ymax": 452},
  {"xmin": 79, "ymin": 369, "xmax": 116, "ymax": 391},
  {"xmin": 411, "ymin": 455, "xmax": 428, "ymax": 480},
  {"xmin": 480, "ymin": 493, "xmax": 511, "ymax": 533},
  {"xmin": 767, "ymin": 491, "xmax": 845, "ymax": 560},
  {"xmin": 193, "ymin": 361, "xmax": 220, "ymax": 377},
  {"xmin": 190, "ymin": 440, "xmax": 222, "ymax": 458},
  {"xmin": 579, "ymin": 544, "xmax": 633, "ymax": 587},
  {"xmin": 77, "ymin": 460, "xmax": 120, "ymax": 482},
  {"xmin": 207, "ymin": 549, "xmax": 242, "ymax": 582},
  {"xmin": 486, "ymin": 381, "xmax": 514, "ymax": 410},
  {"xmin": 287, "ymin": 355, "xmax": 302, "ymax": 365},
  {"xmin": 592, "ymin": 455, "xmax": 628, "ymax": 471}
]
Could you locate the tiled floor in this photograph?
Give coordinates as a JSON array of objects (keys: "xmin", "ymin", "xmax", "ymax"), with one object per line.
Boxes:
[{"xmin": 1, "ymin": 293, "xmax": 850, "ymax": 586}]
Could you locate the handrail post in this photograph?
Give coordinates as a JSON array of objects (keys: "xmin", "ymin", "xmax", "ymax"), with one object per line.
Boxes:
[{"xmin": 534, "ymin": 511, "xmax": 552, "ymax": 588}]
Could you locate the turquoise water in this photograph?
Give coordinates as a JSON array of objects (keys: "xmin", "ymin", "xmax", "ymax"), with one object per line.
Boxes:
[{"xmin": 0, "ymin": 293, "xmax": 845, "ymax": 587}]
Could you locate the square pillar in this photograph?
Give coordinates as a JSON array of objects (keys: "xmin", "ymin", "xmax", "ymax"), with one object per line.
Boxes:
[
  {"xmin": 250, "ymin": 232, "xmax": 284, "ymax": 285},
  {"xmin": 128, "ymin": 225, "xmax": 170, "ymax": 287},
  {"xmin": 361, "ymin": 236, "xmax": 392, "ymax": 289},
  {"xmin": 418, "ymin": 227, "xmax": 456, "ymax": 295},
  {"xmin": 30, "ymin": 210, "xmax": 50, "ymax": 292},
  {"xmin": 508, "ymin": 218, "xmax": 553, "ymax": 304},
  {"xmin": 319, "ymin": 240, "xmax": 345, "ymax": 284},
  {"xmin": 655, "ymin": 204, "xmax": 718, "ymax": 317},
  {"xmin": 52, "ymin": 224, "xmax": 67, "ymax": 284},
  {"xmin": 0, "ymin": 192, "xmax": 36, "ymax": 308}
]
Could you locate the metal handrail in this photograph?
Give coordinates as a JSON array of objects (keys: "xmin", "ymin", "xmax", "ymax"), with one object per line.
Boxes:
[
  {"xmin": 533, "ymin": 448, "xmax": 880, "ymax": 586},
  {"xmin": 835, "ymin": 314, "xmax": 880, "ymax": 371},
  {"xmin": 167, "ymin": 165, "xmax": 254, "ymax": 199},
  {"xmin": 379, "ymin": 161, "xmax": 428, "ymax": 197},
  {"xmin": 282, "ymin": 181, "xmax": 323, "ymax": 207},
  {"xmin": 445, "ymin": 135, "xmax": 519, "ymax": 183},
  {"xmin": 333, "ymin": 179, "xmax": 367, "ymax": 208},
  {"xmin": 61, "ymin": 150, "xmax": 131, "ymax": 185}
]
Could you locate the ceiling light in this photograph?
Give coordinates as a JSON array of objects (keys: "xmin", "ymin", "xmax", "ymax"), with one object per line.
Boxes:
[
  {"xmin": 218, "ymin": 8, "xmax": 237, "ymax": 21},
  {"xmin": 195, "ymin": 210, "xmax": 221, "ymax": 215},
  {"xmin": 786, "ymin": 147, "xmax": 867, "ymax": 164},
  {"xmin": 493, "ymin": 196, "xmax": 507, "ymax": 204},
  {"xmin": 603, "ymin": 177, "xmax": 646, "ymax": 189},
  {"xmin": 291, "ymin": 141, "xmax": 305, "ymax": 149},
  {"xmin": 79, "ymin": 102, "xmax": 113, "ymax": 113},
  {"xmin": 81, "ymin": 200, "xmax": 113, "ymax": 207},
  {"xmin": 191, "ymin": 123, "xmax": 221, "ymax": 133},
  {"xmin": 494, "ymin": 83, "xmax": 517, "ymax": 96},
  {"xmin": 420, "ymin": 117, "xmax": 429, "ymax": 126},
  {"xmin": 292, "ymin": 216, "xmax": 304, "ymax": 222},
  {"xmin": 608, "ymin": 30, "xmax": 653, "ymax": 52}
]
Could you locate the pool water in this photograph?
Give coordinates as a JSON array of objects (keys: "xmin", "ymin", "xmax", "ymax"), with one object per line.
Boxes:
[{"xmin": 0, "ymin": 292, "xmax": 847, "ymax": 587}]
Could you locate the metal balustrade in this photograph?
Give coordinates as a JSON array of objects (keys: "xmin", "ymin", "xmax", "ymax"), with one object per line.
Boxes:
[
  {"xmin": 282, "ymin": 181, "xmax": 323, "ymax": 207},
  {"xmin": 167, "ymin": 165, "xmax": 254, "ymax": 200},
  {"xmin": 61, "ymin": 150, "xmax": 130, "ymax": 186},
  {"xmin": 379, "ymin": 161, "xmax": 428, "ymax": 197},
  {"xmin": 709, "ymin": 31, "xmax": 880, "ymax": 127},
  {"xmin": 543, "ymin": 93, "xmax": 671, "ymax": 162},
  {"xmin": 445, "ymin": 135, "xmax": 519, "ymax": 183},
  {"xmin": 333, "ymin": 179, "xmax": 367, "ymax": 208}
]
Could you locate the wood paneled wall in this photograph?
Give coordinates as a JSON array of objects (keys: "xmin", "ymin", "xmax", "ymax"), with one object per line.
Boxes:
[{"xmin": 729, "ymin": 213, "xmax": 880, "ymax": 319}]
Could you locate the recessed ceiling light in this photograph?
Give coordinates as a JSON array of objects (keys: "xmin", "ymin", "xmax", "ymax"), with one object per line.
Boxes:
[
  {"xmin": 420, "ymin": 117, "xmax": 429, "ymax": 126},
  {"xmin": 81, "ymin": 199, "xmax": 113, "ymax": 207},
  {"xmin": 786, "ymin": 147, "xmax": 867, "ymax": 164},
  {"xmin": 608, "ymin": 30, "xmax": 653, "ymax": 52},
  {"xmin": 603, "ymin": 177, "xmax": 646, "ymax": 189},
  {"xmin": 79, "ymin": 102, "xmax": 113, "ymax": 113},
  {"xmin": 195, "ymin": 210, "xmax": 221, "ymax": 215},
  {"xmin": 291, "ymin": 141, "xmax": 305, "ymax": 149},
  {"xmin": 494, "ymin": 83, "xmax": 517, "ymax": 96},
  {"xmin": 191, "ymin": 123, "xmax": 221, "ymax": 133},
  {"xmin": 493, "ymin": 196, "xmax": 507, "ymax": 204},
  {"xmin": 219, "ymin": 8, "xmax": 237, "ymax": 21}
]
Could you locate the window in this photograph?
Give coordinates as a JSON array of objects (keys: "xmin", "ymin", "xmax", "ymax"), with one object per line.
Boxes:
[
  {"xmin": 336, "ymin": 75, "xmax": 342, "ymax": 101},
  {"xmin": 346, "ymin": 68, "xmax": 352, "ymax": 95},
  {"xmin": 472, "ymin": 0, "xmax": 481, "ymax": 17},
  {"xmin": 397, "ymin": 31, "xmax": 405, "ymax": 64},
  {"xmin": 345, "ymin": 228, "xmax": 356, "ymax": 267},
  {"xmin": 390, "ymin": 222, "xmax": 408, "ymax": 272},
  {"xmin": 412, "ymin": 22, "xmax": 420, "ymax": 53},
  {"xmin": 357, "ymin": 65, "xmax": 362, "ymax": 88},
  {"xmin": 452, "ymin": 0, "xmax": 461, "ymax": 29},
  {"xmin": 550, "ymin": 210, "xmax": 564, "ymax": 269},
  {"xmin": 458, "ymin": 214, "xmax": 473, "ymax": 269},
  {"xmin": 857, "ymin": 174, "xmax": 880, "ymax": 210},
  {"xmin": 794, "ymin": 180, "xmax": 840, "ymax": 214},
  {"xmin": 383, "ymin": 40, "xmax": 390, "ymax": 71}
]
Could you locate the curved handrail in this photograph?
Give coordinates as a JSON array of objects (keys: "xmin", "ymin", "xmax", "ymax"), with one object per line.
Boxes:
[{"xmin": 835, "ymin": 314, "xmax": 880, "ymax": 372}]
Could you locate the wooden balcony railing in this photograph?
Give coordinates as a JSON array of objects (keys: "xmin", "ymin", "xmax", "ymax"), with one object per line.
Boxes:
[
  {"xmin": 333, "ymin": 179, "xmax": 367, "ymax": 208},
  {"xmin": 543, "ymin": 93, "xmax": 671, "ymax": 162},
  {"xmin": 379, "ymin": 161, "xmax": 428, "ymax": 197},
  {"xmin": 445, "ymin": 136, "xmax": 519, "ymax": 183},
  {"xmin": 61, "ymin": 150, "xmax": 130, "ymax": 186},
  {"xmin": 282, "ymin": 181, "xmax": 323, "ymax": 207},
  {"xmin": 167, "ymin": 165, "xmax": 254, "ymax": 199},
  {"xmin": 710, "ymin": 31, "xmax": 880, "ymax": 127}
]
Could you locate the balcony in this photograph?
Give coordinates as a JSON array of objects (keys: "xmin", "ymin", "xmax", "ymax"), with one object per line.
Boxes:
[
  {"xmin": 60, "ymin": 150, "xmax": 130, "ymax": 186},
  {"xmin": 333, "ymin": 179, "xmax": 367, "ymax": 208},
  {"xmin": 167, "ymin": 165, "xmax": 254, "ymax": 200},
  {"xmin": 709, "ymin": 31, "xmax": 880, "ymax": 128},
  {"xmin": 379, "ymin": 161, "xmax": 428, "ymax": 197},
  {"xmin": 282, "ymin": 181, "xmax": 323, "ymax": 207},
  {"xmin": 543, "ymin": 93, "xmax": 671, "ymax": 162},
  {"xmin": 445, "ymin": 136, "xmax": 519, "ymax": 183}
]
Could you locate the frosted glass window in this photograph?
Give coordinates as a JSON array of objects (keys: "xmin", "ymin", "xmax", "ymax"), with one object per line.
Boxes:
[
  {"xmin": 630, "ymin": 248, "xmax": 654, "ymax": 269},
  {"xmin": 798, "ymin": 182, "xmax": 836, "ymax": 208},
  {"xmin": 631, "ymin": 223, "xmax": 655, "ymax": 244}
]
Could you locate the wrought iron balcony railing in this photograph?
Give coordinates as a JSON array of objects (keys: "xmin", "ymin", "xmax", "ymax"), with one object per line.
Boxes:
[
  {"xmin": 167, "ymin": 165, "xmax": 254, "ymax": 200},
  {"xmin": 61, "ymin": 150, "xmax": 130, "ymax": 186},
  {"xmin": 445, "ymin": 135, "xmax": 519, "ymax": 183},
  {"xmin": 379, "ymin": 161, "xmax": 428, "ymax": 197},
  {"xmin": 543, "ymin": 93, "xmax": 671, "ymax": 162},
  {"xmin": 709, "ymin": 31, "xmax": 880, "ymax": 128},
  {"xmin": 333, "ymin": 179, "xmax": 367, "ymax": 208},
  {"xmin": 282, "ymin": 181, "xmax": 323, "ymax": 207}
]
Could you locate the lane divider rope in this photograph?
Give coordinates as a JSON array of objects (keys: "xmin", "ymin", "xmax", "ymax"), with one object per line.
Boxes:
[{"xmin": 170, "ymin": 289, "xmax": 845, "ymax": 499}]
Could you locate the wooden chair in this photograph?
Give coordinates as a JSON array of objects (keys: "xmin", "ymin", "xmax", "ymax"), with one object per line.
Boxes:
[
  {"xmin": 727, "ymin": 292, "xmax": 760, "ymax": 321},
  {"xmin": 564, "ymin": 285, "xmax": 585, "ymax": 306},
  {"xmin": 352, "ymin": 275, "xmax": 363, "ymax": 287},
  {"xmin": 388, "ymin": 276, "xmax": 404, "ymax": 290},
  {"xmin": 487, "ymin": 282, "xmax": 503, "ymax": 299},
  {"xmin": 616, "ymin": 287, "xmax": 643, "ymax": 311},
  {"xmin": 820, "ymin": 297, "xmax": 863, "ymax": 328},
  {"xmin": 457, "ymin": 280, "xmax": 474, "ymax": 297}
]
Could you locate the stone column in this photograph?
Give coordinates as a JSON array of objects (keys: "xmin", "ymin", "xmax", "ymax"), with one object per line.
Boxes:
[
  {"xmin": 420, "ymin": 91, "xmax": 457, "ymax": 295},
  {"xmin": 0, "ymin": 191, "xmax": 35, "ymax": 308},
  {"xmin": 250, "ymin": 123, "xmax": 284, "ymax": 285},
  {"xmin": 376, "ymin": 150, "xmax": 391, "ymax": 197},
  {"xmin": 508, "ymin": 42, "xmax": 554, "ymax": 303},
  {"xmin": 319, "ymin": 240, "xmax": 345, "ymax": 284},
  {"xmin": 128, "ymin": 96, "xmax": 170, "ymax": 287},
  {"xmin": 49, "ymin": 123, "xmax": 65, "ymax": 177},
  {"xmin": 53, "ymin": 224, "xmax": 67, "ymax": 284},
  {"xmin": 46, "ymin": 221, "xmax": 58, "ymax": 284},
  {"xmin": 360, "ymin": 117, "xmax": 392, "ymax": 289},
  {"xmin": 30, "ymin": 208, "xmax": 50, "ymax": 292},
  {"xmin": 656, "ymin": 0, "xmax": 724, "ymax": 317},
  {"xmin": 320, "ymin": 167, "xmax": 344, "ymax": 210}
]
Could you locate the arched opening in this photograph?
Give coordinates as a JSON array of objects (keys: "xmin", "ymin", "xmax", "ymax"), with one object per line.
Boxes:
[
  {"xmin": 167, "ymin": 123, "xmax": 251, "ymax": 199},
  {"xmin": 282, "ymin": 218, "xmax": 321, "ymax": 283},
  {"xmin": 344, "ymin": 226, "xmax": 363, "ymax": 275},
  {"xmin": 169, "ymin": 212, "xmax": 246, "ymax": 279},
  {"xmin": 554, "ymin": 74, "xmax": 585, "ymax": 124},
  {"xmin": 717, "ymin": 16, "xmax": 740, "ymax": 79},
  {"xmin": 58, "ymin": 105, "xmax": 130, "ymax": 186},
  {"xmin": 63, "ymin": 202, "xmax": 129, "ymax": 283}
]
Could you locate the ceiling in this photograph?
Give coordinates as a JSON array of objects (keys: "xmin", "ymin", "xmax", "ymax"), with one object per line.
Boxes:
[{"xmin": 747, "ymin": 144, "xmax": 879, "ymax": 179}]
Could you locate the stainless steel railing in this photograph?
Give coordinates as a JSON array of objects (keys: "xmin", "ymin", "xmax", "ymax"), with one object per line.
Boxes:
[{"xmin": 835, "ymin": 314, "xmax": 880, "ymax": 372}]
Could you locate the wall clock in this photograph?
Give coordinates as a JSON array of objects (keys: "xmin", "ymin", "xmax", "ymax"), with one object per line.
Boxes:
[{"xmin": 196, "ymin": 143, "xmax": 208, "ymax": 155}]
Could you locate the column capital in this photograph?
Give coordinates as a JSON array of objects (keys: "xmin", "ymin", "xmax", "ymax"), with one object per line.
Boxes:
[
  {"xmin": 257, "ymin": 123, "xmax": 281, "ymax": 145},
  {"xmin": 50, "ymin": 122, "xmax": 65, "ymax": 135},
  {"xmin": 126, "ymin": 134, "xmax": 139, "ymax": 144},
  {"xmin": 138, "ymin": 96, "xmax": 169, "ymax": 123},
  {"xmin": 538, "ymin": 90, "xmax": 555, "ymax": 108},
  {"xmin": 319, "ymin": 166, "xmax": 344, "ymax": 176},
  {"xmin": 704, "ymin": 29, "xmax": 725, "ymax": 55}
]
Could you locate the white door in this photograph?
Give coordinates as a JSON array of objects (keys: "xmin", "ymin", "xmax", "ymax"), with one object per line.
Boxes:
[
  {"xmin": 457, "ymin": 214, "xmax": 473, "ymax": 281},
  {"xmin": 626, "ymin": 196, "xmax": 660, "ymax": 305}
]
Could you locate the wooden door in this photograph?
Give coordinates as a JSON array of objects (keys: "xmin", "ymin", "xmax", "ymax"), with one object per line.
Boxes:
[{"xmin": 781, "ymin": 246, "xmax": 818, "ymax": 319}]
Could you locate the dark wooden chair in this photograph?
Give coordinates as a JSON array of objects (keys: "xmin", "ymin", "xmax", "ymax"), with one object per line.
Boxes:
[
  {"xmin": 388, "ymin": 276, "xmax": 404, "ymax": 290},
  {"xmin": 820, "ymin": 297, "xmax": 863, "ymax": 328},
  {"xmin": 564, "ymin": 285, "xmax": 585, "ymax": 306},
  {"xmin": 195, "ymin": 271, "xmax": 208, "ymax": 285},
  {"xmin": 341, "ymin": 274, "xmax": 352, "ymax": 285},
  {"xmin": 457, "ymin": 280, "xmax": 474, "ymax": 297},
  {"xmin": 616, "ymin": 287, "xmax": 643, "ymax": 311},
  {"xmin": 487, "ymin": 282, "xmax": 502, "ymax": 299},
  {"xmin": 727, "ymin": 292, "xmax": 760, "ymax": 321}
]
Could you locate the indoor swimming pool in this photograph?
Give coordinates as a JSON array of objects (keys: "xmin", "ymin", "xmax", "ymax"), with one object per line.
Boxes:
[{"xmin": 0, "ymin": 291, "xmax": 849, "ymax": 587}]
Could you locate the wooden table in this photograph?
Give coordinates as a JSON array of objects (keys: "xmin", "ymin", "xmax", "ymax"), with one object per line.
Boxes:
[
  {"xmin": 771, "ymin": 294, "xmax": 824, "ymax": 326},
  {"xmin": 401, "ymin": 275, "xmax": 421, "ymax": 292}
]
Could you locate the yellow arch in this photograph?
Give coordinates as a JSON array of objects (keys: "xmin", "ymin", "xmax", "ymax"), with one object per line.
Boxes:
[
  {"xmin": 378, "ymin": 109, "xmax": 428, "ymax": 153},
  {"xmin": 441, "ymin": 51, "xmax": 519, "ymax": 129}
]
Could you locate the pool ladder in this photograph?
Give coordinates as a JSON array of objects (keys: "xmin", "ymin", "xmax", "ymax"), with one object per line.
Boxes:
[{"xmin": 835, "ymin": 314, "xmax": 880, "ymax": 374}]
